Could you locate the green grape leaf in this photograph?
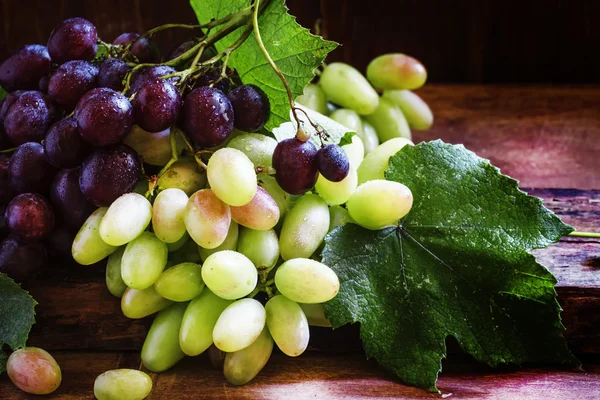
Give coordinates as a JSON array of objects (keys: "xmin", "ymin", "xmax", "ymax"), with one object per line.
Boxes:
[
  {"xmin": 272, "ymin": 104, "xmax": 355, "ymax": 146},
  {"xmin": 191, "ymin": 0, "xmax": 337, "ymax": 131},
  {"xmin": 0, "ymin": 351, "xmax": 7, "ymax": 374},
  {"xmin": 337, "ymin": 131, "xmax": 356, "ymax": 147},
  {"xmin": 0, "ymin": 273, "xmax": 37, "ymax": 373},
  {"xmin": 0, "ymin": 87, "xmax": 7, "ymax": 102},
  {"xmin": 322, "ymin": 140, "xmax": 578, "ymax": 392}
]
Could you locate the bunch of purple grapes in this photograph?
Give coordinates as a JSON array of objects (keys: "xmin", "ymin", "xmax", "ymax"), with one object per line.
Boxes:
[{"xmin": 0, "ymin": 17, "xmax": 271, "ymax": 283}]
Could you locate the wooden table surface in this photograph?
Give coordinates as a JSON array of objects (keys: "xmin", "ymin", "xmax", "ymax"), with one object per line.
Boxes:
[{"xmin": 1, "ymin": 84, "xmax": 599, "ymax": 399}]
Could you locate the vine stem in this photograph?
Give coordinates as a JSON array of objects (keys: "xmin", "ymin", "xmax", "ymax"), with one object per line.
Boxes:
[{"xmin": 568, "ymin": 231, "xmax": 600, "ymax": 239}]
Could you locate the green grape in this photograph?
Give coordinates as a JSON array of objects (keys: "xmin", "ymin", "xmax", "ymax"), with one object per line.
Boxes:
[
  {"xmin": 275, "ymin": 258, "xmax": 339, "ymax": 303},
  {"xmin": 258, "ymin": 175, "xmax": 291, "ymax": 218},
  {"xmin": 383, "ymin": 89, "xmax": 433, "ymax": 130},
  {"xmin": 265, "ymin": 295, "xmax": 309, "ymax": 357},
  {"xmin": 166, "ymin": 233, "xmax": 189, "ymax": 252},
  {"xmin": 152, "ymin": 188, "xmax": 188, "ymax": 243},
  {"xmin": 237, "ymin": 228, "xmax": 279, "ymax": 269},
  {"xmin": 213, "ymin": 298, "xmax": 266, "ymax": 352},
  {"xmin": 99, "ymin": 193, "xmax": 152, "ymax": 246},
  {"xmin": 279, "ymin": 194, "xmax": 329, "ymax": 260},
  {"xmin": 329, "ymin": 109, "xmax": 363, "ymax": 134},
  {"xmin": 341, "ymin": 134, "xmax": 365, "ymax": 168},
  {"xmin": 169, "ymin": 235, "xmax": 201, "ymax": 264},
  {"xmin": 6, "ymin": 347, "xmax": 61, "ymax": 395},
  {"xmin": 93, "ymin": 369, "xmax": 152, "ymax": 400},
  {"xmin": 184, "ymin": 189, "xmax": 231, "ymax": 249},
  {"xmin": 223, "ymin": 326, "xmax": 273, "ymax": 386},
  {"xmin": 315, "ymin": 166, "xmax": 358, "ymax": 205},
  {"xmin": 121, "ymin": 232, "xmax": 168, "ymax": 290},
  {"xmin": 358, "ymin": 119, "xmax": 380, "ymax": 154},
  {"xmin": 201, "ymin": 250, "xmax": 257, "ymax": 300},
  {"xmin": 123, "ymin": 126, "xmax": 183, "ymax": 167},
  {"xmin": 328, "ymin": 205, "xmax": 354, "ymax": 232},
  {"xmin": 141, "ymin": 302, "xmax": 187, "ymax": 372},
  {"xmin": 157, "ymin": 158, "xmax": 206, "ymax": 196},
  {"xmin": 295, "ymin": 83, "xmax": 328, "ymax": 115},
  {"xmin": 319, "ymin": 62, "xmax": 379, "ymax": 115},
  {"xmin": 298, "ymin": 303, "xmax": 332, "ymax": 327},
  {"xmin": 198, "ymin": 221, "xmax": 239, "ymax": 262},
  {"xmin": 72, "ymin": 208, "xmax": 118, "ymax": 265},
  {"xmin": 179, "ymin": 290, "xmax": 232, "ymax": 356},
  {"xmin": 364, "ymin": 97, "xmax": 411, "ymax": 142},
  {"xmin": 367, "ymin": 53, "xmax": 427, "ymax": 90},
  {"xmin": 207, "ymin": 148, "xmax": 257, "ymax": 207},
  {"xmin": 347, "ymin": 180, "xmax": 413, "ymax": 230},
  {"xmin": 227, "ymin": 133, "xmax": 277, "ymax": 168},
  {"xmin": 230, "ymin": 186, "xmax": 280, "ymax": 231},
  {"xmin": 106, "ymin": 247, "xmax": 127, "ymax": 298},
  {"xmin": 154, "ymin": 262, "xmax": 204, "ymax": 302},
  {"xmin": 121, "ymin": 286, "xmax": 173, "ymax": 319},
  {"xmin": 357, "ymin": 137, "xmax": 413, "ymax": 184}
]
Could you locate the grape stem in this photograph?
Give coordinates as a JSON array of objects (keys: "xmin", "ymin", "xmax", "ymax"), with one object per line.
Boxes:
[
  {"xmin": 0, "ymin": 147, "xmax": 17, "ymax": 154},
  {"xmin": 568, "ymin": 231, "xmax": 600, "ymax": 239}
]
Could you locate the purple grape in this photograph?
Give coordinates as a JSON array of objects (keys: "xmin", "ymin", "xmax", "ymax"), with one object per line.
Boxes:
[
  {"xmin": 73, "ymin": 87, "xmax": 114, "ymax": 118},
  {"xmin": 47, "ymin": 17, "xmax": 98, "ymax": 64},
  {"xmin": 97, "ymin": 58, "xmax": 131, "ymax": 91},
  {"xmin": 272, "ymin": 138, "xmax": 319, "ymax": 195},
  {"xmin": 0, "ymin": 235, "xmax": 47, "ymax": 282},
  {"xmin": 48, "ymin": 60, "xmax": 98, "ymax": 111},
  {"xmin": 0, "ymin": 91, "xmax": 22, "ymax": 121},
  {"xmin": 0, "ymin": 154, "xmax": 16, "ymax": 205},
  {"xmin": 38, "ymin": 76, "xmax": 50, "ymax": 93},
  {"xmin": 3, "ymin": 91, "xmax": 56, "ymax": 145},
  {"xmin": 50, "ymin": 168, "xmax": 95, "ymax": 232},
  {"xmin": 76, "ymin": 88, "xmax": 133, "ymax": 147},
  {"xmin": 79, "ymin": 144, "xmax": 141, "ymax": 207},
  {"xmin": 46, "ymin": 223, "xmax": 75, "ymax": 258},
  {"xmin": 129, "ymin": 65, "xmax": 178, "ymax": 95},
  {"xmin": 113, "ymin": 32, "xmax": 161, "ymax": 64},
  {"xmin": 0, "ymin": 205, "xmax": 8, "ymax": 241},
  {"xmin": 133, "ymin": 79, "xmax": 182, "ymax": 133},
  {"xmin": 317, "ymin": 144, "xmax": 350, "ymax": 182},
  {"xmin": 5, "ymin": 193, "xmax": 54, "ymax": 241},
  {"xmin": 227, "ymin": 84, "xmax": 270, "ymax": 132},
  {"xmin": 44, "ymin": 117, "xmax": 93, "ymax": 168},
  {"xmin": 0, "ymin": 45, "xmax": 52, "ymax": 92},
  {"xmin": 0, "ymin": 123, "xmax": 12, "ymax": 150},
  {"xmin": 192, "ymin": 67, "xmax": 230, "ymax": 93},
  {"xmin": 167, "ymin": 40, "xmax": 197, "ymax": 61},
  {"xmin": 8, "ymin": 142, "xmax": 57, "ymax": 195},
  {"xmin": 182, "ymin": 87, "xmax": 234, "ymax": 148}
]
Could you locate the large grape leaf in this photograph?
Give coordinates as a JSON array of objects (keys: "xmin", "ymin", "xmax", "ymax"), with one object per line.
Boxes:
[
  {"xmin": 0, "ymin": 274, "xmax": 37, "ymax": 373},
  {"xmin": 191, "ymin": 0, "xmax": 337, "ymax": 131},
  {"xmin": 322, "ymin": 140, "xmax": 578, "ymax": 392}
]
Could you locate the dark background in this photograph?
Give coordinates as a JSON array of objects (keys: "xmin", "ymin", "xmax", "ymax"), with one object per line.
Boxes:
[{"xmin": 1, "ymin": 0, "xmax": 598, "ymax": 83}]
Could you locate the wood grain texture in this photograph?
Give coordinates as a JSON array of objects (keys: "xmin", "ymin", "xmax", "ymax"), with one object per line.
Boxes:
[{"xmin": 1, "ymin": 352, "xmax": 599, "ymax": 399}]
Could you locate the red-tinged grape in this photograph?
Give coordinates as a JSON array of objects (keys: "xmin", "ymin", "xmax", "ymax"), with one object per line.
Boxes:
[
  {"xmin": 0, "ymin": 235, "xmax": 47, "ymax": 282},
  {"xmin": 5, "ymin": 193, "xmax": 54, "ymax": 241},
  {"xmin": 50, "ymin": 168, "xmax": 95, "ymax": 232},
  {"xmin": 113, "ymin": 32, "xmax": 161, "ymax": 64},
  {"xmin": 272, "ymin": 138, "xmax": 319, "ymax": 195},
  {"xmin": 182, "ymin": 87, "xmax": 234, "ymax": 148},
  {"xmin": 38, "ymin": 76, "xmax": 49, "ymax": 93},
  {"xmin": 228, "ymin": 84, "xmax": 270, "ymax": 132},
  {"xmin": 48, "ymin": 60, "xmax": 98, "ymax": 111},
  {"xmin": 44, "ymin": 117, "xmax": 93, "ymax": 169},
  {"xmin": 47, "ymin": 17, "xmax": 98, "ymax": 64},
  {"xmin": 97, "ymin": 58, "xmax": 131, "ymax": 91},
  {"xmin": 7, "ymin": 347, "xmax": 61, "ymax": 395},
  {"xmin": 3, "ymin": 90, "xmax": 56, "ymax": 145},
  {"xmin": 366, "ymin": 53, "xmax": 427, "ymax": 90},
  {"xmin": 231, "ymin": 186, "xmax": 280, "ymax": 230},
  {"xmin": 9, "ymin": 142, "xmax": 57, "ymax": 195},
  {"xmin": 76, "ymin": 88, "xmax": 133, "ymax": 147},
  {"xmin": 132, "ymin": 79, "xmax": 182, "ymax": 133},
  {"xmin": 79, "ymin": 144, "xmax": 142, "ymax": 207},
  {"xmin": 129, "ymin": 65, "xmax": 178, "ymax": 95},
  {"xmin": 0, "ymin": 154, "xmax": 16, "ymax": 205},
  {"xmin": 317, "ymin": 144, "xmax": 350, "ymax": 182},
  {"xmin": 0, "ymin": 45, "xmax": 52, "ymax": 92}
]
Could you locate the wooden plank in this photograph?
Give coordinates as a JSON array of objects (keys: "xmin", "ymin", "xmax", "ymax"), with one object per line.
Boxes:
[
  {"xmin": 25, "ymin": 188, "xmax": 600, "ymax": 354},
  {"xmin": 1, "ymin": 352, "xmax": 599, "ymax": 399}
]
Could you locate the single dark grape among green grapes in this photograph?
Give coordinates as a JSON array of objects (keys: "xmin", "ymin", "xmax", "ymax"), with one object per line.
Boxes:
[
  {"xmin": 97, "ymin": 58, "xmax": 131, "ymax": 91},
  {"xmin": 48, "ymin": 60, "xmax": 98, "ymax": 111},
  {"xmin": 9, "ymin": 142, "xmax": 57, "ymax": 195},
  {"xmin": 5, "ymin": 193, "xmax": 54, "ymax": 241},
  {"xmin": 129, "ymin": 65, "xmax": 179, "ymax": 95},
  {"xmin": 0, "ymin": 44, "xmax": 51, "ymax": 92},
  {"xmin": 44, "ymin": 117, "xmax": 93, "ymax": 169},
  {"xmin": 133, "ymin": 79, "xmax": 182, "ymax": 133},
  {"xmin": 47, "ymin": 17, "xmax": 98, "ymax": 64},
  {"xmin": 317, "ymin": 144, "xmax": 350, "ymax": 182},
  {"xmin": 79, "ymin": 144, "xmax": 142, "ymax": 207},
  {"xmin": 113, "ymin": 32, "xmax": 161, "ymax": 64},
  {"xmin": 3, "ymin": 90, "xmax": 56, "ymax": 145},
  {"xmin": 50, "ymin": 168, "xmax": 95, "ymax": 232},
  {"xmin": 272, "ymin": 138, "xmax": 319, "ymax": 195},
  {"xmin": 0, "ymin": 235, "xmax": 47, "ymax": 282},
  {"xmin": 227, "ymin": 84, "xmax": 270, "ymax": 132},
  {"xmin": 182, "ymin": 87, "xmax": 234, "ymax": 148}
]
